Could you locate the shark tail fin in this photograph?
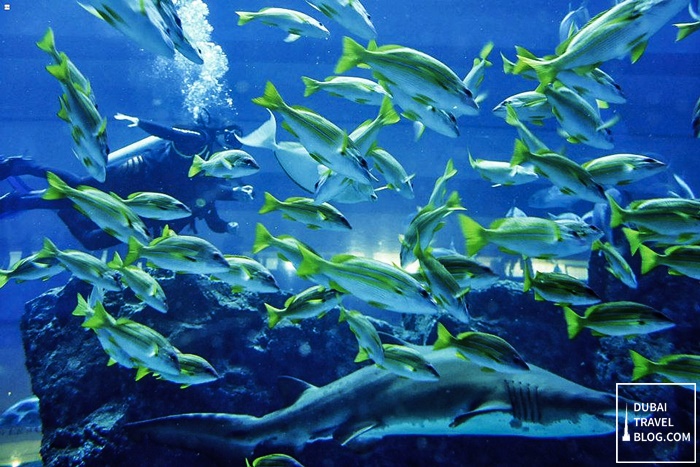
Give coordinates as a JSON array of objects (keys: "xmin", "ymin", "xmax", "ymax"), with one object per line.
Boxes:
[
  {"xmin": 629, "ymin": 350, "xmax": 655, "ymax": 382},
  {"xmin": 234, "ymin": 109, "xmax": 278, "ymax": 150},
  {"xmin": 125, "ymin": 413, "xmax": 261, "ymax": 461}
]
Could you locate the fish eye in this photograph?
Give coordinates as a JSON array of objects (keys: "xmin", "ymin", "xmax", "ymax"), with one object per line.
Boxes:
[{"xmin": 419, "ymin": 289, "xmax": 431, "ymax": 299}]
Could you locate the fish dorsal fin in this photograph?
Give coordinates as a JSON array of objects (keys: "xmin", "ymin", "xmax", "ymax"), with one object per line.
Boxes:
[
  {"xmin": 277, "ymin": 375, "xmax": 317, "ymax": 406},
  {"xmin": 333, "ymin": 420, "xmax": 379, "ymax": 446},
  {"xmin": 449, "ymin": 402, "xmax": 512, "ymax": 428}
]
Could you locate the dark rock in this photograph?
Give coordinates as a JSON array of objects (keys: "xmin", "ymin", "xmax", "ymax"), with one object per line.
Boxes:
[{"xmin": 20, "ymin": 267, "xmax": 697, "ymax": 466}]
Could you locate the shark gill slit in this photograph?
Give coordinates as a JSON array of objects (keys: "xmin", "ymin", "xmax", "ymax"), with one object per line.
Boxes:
[{"xmin": 506, "ymin": 380, "xmax": 541, "ymax": 423}]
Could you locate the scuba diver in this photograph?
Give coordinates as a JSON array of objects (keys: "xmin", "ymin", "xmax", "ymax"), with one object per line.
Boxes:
[{"xmin": 0, "ymin": 109, "xmax": 254, "ymax": 250}]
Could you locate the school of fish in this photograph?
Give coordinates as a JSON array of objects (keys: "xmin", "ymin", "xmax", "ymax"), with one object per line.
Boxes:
[{"xmin": 2, "ymin": 0, "xmax": 700, "ymax": 464}]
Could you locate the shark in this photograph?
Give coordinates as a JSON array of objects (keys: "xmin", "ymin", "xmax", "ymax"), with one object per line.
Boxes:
[{"xmin": 126, "ymin": 348, "xmax": 631, "ymax": 460}]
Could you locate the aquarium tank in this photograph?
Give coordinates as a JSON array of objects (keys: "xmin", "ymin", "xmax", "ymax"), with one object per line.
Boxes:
[{"xmin": 0, "ymin": 0, "xmax": 698, "ymax": 465}]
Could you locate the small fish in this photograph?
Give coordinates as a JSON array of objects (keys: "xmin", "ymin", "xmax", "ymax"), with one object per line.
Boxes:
[
  {"xmin": 78, "ymin": 0, "xmax": 176, "ymax": 59},
  {"xmin": 37, "ymin": 238, "xmax": 121, "ymax": 291},
  {"xmin": 339, "ymin": 308, "xmax": 384, "ymax": 365},
  {"xmin": 623, "ymin": 227, "xmax": 700, "ymax": 255},
  {"xmin": 366, "ymin": 147, "xmax": 414, "ymax": 199},
  {"xmin": 630, "ymin": 350, "xmax": 700, "ymax": 384},
  {"xmin": 252, "ymin": 82, "xmax": 373, "ymax": 184},
  {"xmin": 43, "ymin": 172, "xmax": 150, "ymax": 244},
  {"xmin": 146, "ymin": 352, "xmax": 219, "ymax": 388},
  {"xmin": 462, "ymin": 41, "xmax": 494, "ymax": 102},
  {"xmin": 267, "ymin": 286, "xmax": 342, "ymax": 328},
  {"xmin": 73, "ymin": 294, "xmax": 138, "ymax": 370},
  {"xmin": 214, "ymin": 255, "xmax": 280, "ymax": 294},
  {"xmin": 356, "ymin": 344, "xmax": 440, "ymax": 381},
  {"xmin": 608, "ymin": 194, "xmax": 700, "ymax": 236},
  {"xmin": 41, "ymin": 43, "xmax": 109, "ymax": 182},
  {"xmin": 156, "ymin": 0, "xmax": 203, "ymax": 64},
  {"xmin": 336, "ymin": 38, "xmax": 478, "ymax": 117},
  {"xmin": 108, "ymin": 252, "xmax": 168, "ymax": 313},
  {"xmin": 387, "ymin": 83, "xmax": 460, "ymax": 138},
  {"xmin": 428, "ymin": 158, "xmax": 458, "ymax": 208},
  {"xmin": 414, "ymin": 245, "xmax": 470, "ymax": 323},
  {"xmin": 514, "ymin": 0, "xmax": 689, "ymax": 84},
  {"xmin": 459, "ymin": 214, "xmax": 566, "ymax": 258},
  {"xmin": 431, "ymin": 249, "xmax": 499, "ymax": 291},
  {"xmin": 556, "ymin": 68, "xmax": 626, "ymax": 106},
  {"xmin": 78, "ymin": 297, "xmax": 181, "ymax": 375},
  {"xmin": 542, "ymin": 85, "xmax": 617, "ymax": 150},
  {"xmin": 433, "ymin": 323, "xmax": 529, "ymax": 372},
  {"xmin": 563, "ymin": 301, "xmax": 675, "ymax": 339},
  {"xmin": 296, "ymin": 246, "xmax": 438, "ymax": 315},
  {"xmin": 306, "ymin": 0, "xmax": 376, "ymax": 39},
  {"xmin": 36, "ymin": 28, "xmax": 93, "ymax": 99},
  {"xmin": 302, "ymin": 76, "xmax": 388, "ymax": 105},
  {"xmin": 259, "ymin": 192, "xmax": 352, "ymax": 231},
  {"xmin": 236, "ymin": 8, "xmax": 330, "ymax": 42},
  {"xmin": 252, "ymin": 223, "xmax": 323, "ymax": 272},
  {"xmin": 188, "ymin": 150, "xmax": 260, "ymax": 179},
  {"xmin": 522, "ymin": 260, "xmax": 601, "ymax": 306},
  {"xmin": 119, "ymin": 191, "xmax": 192, "ymax": 221},
  {"xmin": 0, "ymin": 252, "xmax": 64, "ymax": 288},
  {"xmin": 591, "ymin": 240, "xmax": 638, "ymax": 289},
  {"xmin": 400, "ymin": 191, "xmax": 465, "ymax": 267},
  {"xmin": 582, "ymin": 153, "xmax": 666, "ymax": 186},
  {"xmin": 125, "ymin": 225, "xmax": 230, "ymax": 274},
  {"xmin": 639, "ymin": 244, "xmax": 700, "ymax": 280},
  {"xmin": 510, "ymin": 139, "xmax": 606, "ymax": 203},
  {"xmin": 313, "ymin": 170, "xmax": 376, "ymax": 206},
  {"xmin": 468, "ymin": 151, "xmax": 538, "ymax": 187},
  {"xmin": 492, "ymin": 91, "xmax": 553, "ymax": 125},
  {"xmin": 246, "ymin": 453, "xmax": 305, "ymax": 467},
  {"xmin": 559, "ymin": 3, "xmax": 590, "ymax": 42}
]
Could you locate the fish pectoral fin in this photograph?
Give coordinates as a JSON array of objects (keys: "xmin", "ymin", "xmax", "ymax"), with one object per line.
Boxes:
[
  {"xmin": 333, "ymin": 420, "xmax": 379, "ymax": 446},
  {"xmin": 450, "ymin": 404, "xmax": 512, "ymax": 428}
]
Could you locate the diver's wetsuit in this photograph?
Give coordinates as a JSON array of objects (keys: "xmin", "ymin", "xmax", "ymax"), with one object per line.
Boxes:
[{"xmin": 0, "ymin": 117, "xmax": 252, "ymax": 250}]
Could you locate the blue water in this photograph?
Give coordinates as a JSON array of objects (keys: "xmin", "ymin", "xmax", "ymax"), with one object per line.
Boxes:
[{"xmin": 0, "ymin": 0, "xmax": 699, "ymax": 464}]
